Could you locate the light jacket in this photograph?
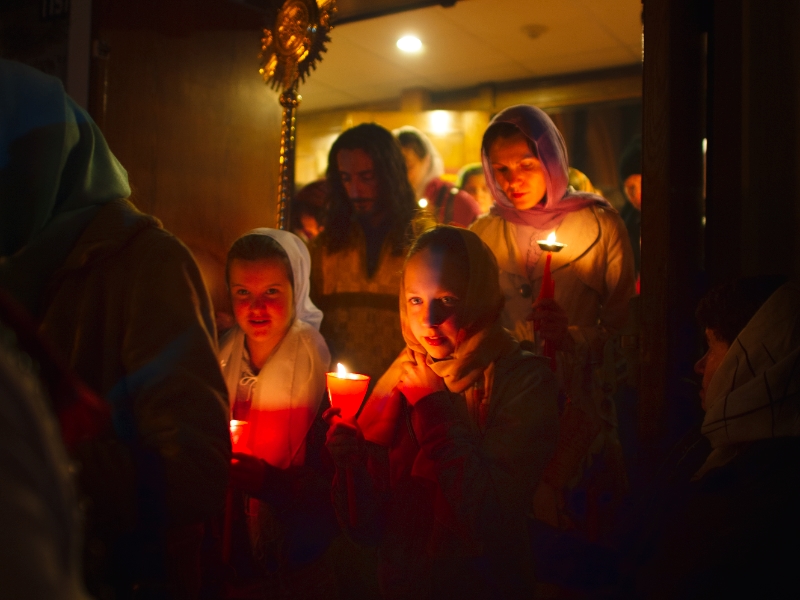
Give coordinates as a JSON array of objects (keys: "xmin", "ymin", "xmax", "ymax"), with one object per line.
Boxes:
[{"xmin": 471, "ymin": 207, "xmax": 633, "ymax": 349}]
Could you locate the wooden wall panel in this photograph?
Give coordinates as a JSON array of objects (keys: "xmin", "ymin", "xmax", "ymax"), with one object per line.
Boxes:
[{"xmin": 96, "ymin": 28, "xmax": 283, "ymax": 314}]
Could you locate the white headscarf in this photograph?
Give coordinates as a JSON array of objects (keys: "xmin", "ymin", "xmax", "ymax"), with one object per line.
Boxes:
[
  {"xmin": 219, "ymin": 228, "xmax": 330, "ymax": 468},
  {"xmin": 245, "ymin": 227, "xmax": 323, "ymax": 330},
  {"xmin": 394, "ymin": 125, "xmax": 445, "ymax": 199}
]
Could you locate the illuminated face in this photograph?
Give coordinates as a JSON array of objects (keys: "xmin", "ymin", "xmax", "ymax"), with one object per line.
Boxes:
[
  {"xmin": 401, "ymin": 146, "xmax": 428, "ymax": 192},
  {"xmin": 337, "ymin": 148, "xmax": 380, "ymax": 216},
  {"xmin": 489, "ymin": 132, "xmax": 547, "ymax": 210},
  {"xmin": 229, "ymin": 258, "xmax": 294, "ymax": 354},
  {"xmin": 694, "ymin": 328, "xmax": 730, "ymax": 411},
  {"xmin": 403, "ymin": 247, "xmax": 467, "ymax": 360},
  {"xmin": 462, "ymin": 172, "xmax": 492, "ymax": 213},
  {"xmin": 624, "ymin": 174, "xmax": 642, "ymax": 210}
]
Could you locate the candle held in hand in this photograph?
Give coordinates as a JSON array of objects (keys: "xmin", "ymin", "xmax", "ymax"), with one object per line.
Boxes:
[
  {"xmin": 535, "ymin": 231, "xmax": 567, "ymax": 370},
  {"xmin": 326, "ymin": 363, "xmax": 370, "ymax": 420},
  {"xmin": 535, "ymin": 231, "xmax": 566, "ymax": 301},
  {"xmin": 229, "ymin": 419, "xmax": 250, "ymax": 454}
]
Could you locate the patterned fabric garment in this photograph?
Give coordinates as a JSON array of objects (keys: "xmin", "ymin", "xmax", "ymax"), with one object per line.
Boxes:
[
  {"xmin": 310, "ymin": 222, "xmax": 407, "ymax": 385},
  {"xmin": 698, "ymin": 282, "xmax": 800, "ymax": 477}
]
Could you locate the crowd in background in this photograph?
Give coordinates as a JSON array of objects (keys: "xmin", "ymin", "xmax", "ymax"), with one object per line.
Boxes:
[{"xmin": 2, "ymin": 57, "xmax": 798, "ymax": 600}]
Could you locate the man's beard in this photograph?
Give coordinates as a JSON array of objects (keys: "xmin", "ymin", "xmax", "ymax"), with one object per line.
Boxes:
[{"xmin": 350, "ymin": 197, "xmax": 378, "ymax": 216}]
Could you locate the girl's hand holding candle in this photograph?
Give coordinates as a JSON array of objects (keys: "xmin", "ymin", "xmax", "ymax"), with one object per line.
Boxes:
[
  {"xmin": 324, "ymin": 363, "xmax": 370, "ymax": 527},
  {"xmin": 323, "ymin": 407, "xmax": 365, "ymax": 468},
  {"xmin": 229, "ymin": 452, "xmax": 268, "ymax": 497},
  {"xmin": 324, "ymin": 363, "xmax": 369, "ymax": 466}
]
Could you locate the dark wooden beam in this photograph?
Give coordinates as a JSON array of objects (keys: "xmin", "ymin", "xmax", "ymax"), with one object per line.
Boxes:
[
  {"xmin": 639, "ymin": 0, "xmax": 706, "ymax": 466},
  {"xmin": 705, "ymin": 0, "xmax": 743, "ymax": 285}
]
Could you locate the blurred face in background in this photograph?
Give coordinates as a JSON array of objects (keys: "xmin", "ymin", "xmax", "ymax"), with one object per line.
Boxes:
[
  {"xmin": 401, "ymin": 147, "xmax": 429, "ymax": 192},
  {"xmin": 462, "ymin": 172, "xmax": 492, "ymax": 213},
  {"xmin": 295, "ymin": 213, "xmax": 323, "ymax": 242},
  {"xmin": 489, "ymin": 132, "xmax": 547, "ymax": 210},
  {"xmin": 624, "ymin": 174, "xmax": 642, "ymax": 210}
]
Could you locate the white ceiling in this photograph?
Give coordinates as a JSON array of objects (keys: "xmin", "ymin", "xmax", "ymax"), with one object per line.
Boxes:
[{"xmin": 297, "ymin": 0, "xmax": 643, "ymax": 112}]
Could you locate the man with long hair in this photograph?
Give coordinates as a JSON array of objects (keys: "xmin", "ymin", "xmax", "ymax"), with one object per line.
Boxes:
[{"xmin": 310, "ymin": 123, "xmax": 419, "ymax": 384}]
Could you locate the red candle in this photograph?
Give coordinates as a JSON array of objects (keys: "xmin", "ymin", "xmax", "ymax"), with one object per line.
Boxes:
[
  {"xmin": 229, "ymin": 419, "xmax": 250, "ymax": 454},
  {"xmin": 540, "ymin": 252, "xmax": 555, "ymax": 299},
  {"xmin": 326, "ymin": 363, "xmax": 370, "ymax": 527},
  {"xmin": 326, "ymin": 363, "xmax": 370, "ymax": 420},
  {"xmin": 535, "ymin": 231, "xmax": 565, "ymax": 371}
]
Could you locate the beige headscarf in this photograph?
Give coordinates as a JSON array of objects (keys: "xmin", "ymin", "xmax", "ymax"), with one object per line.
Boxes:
[{"xmin": 358, "ymin": 226, "xmax": 517, "ymax": 447}]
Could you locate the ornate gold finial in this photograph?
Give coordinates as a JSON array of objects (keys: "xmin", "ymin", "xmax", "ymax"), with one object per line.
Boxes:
[
  {"xmin": 260, "ymin": 0, "xmax": 335, "ymax": 230},
  {"xmin": 259, "ymin": 0, "xmax": 336, "ymax": 92}
]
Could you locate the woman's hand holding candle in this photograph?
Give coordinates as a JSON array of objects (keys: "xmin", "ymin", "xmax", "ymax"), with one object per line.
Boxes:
[
  {"xmin": 398, "ymin": 352, "xmax": 445, "ymax": 405},
  {"xmin": 529, "ymin": 298, "xmax": 571, "ymax": 350},
  {"xmin": 530, "ymin": 230, "xmax": 571, "ymax": 360}
]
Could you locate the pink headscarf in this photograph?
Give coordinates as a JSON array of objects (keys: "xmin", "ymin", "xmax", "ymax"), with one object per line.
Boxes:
[{"xmin": 481, "ymin": 105, "xmax": 612, "ymax": 230}]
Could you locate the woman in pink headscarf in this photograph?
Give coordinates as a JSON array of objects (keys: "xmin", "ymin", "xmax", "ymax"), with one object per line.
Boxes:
[{"xmin": 471, "ymin": 105, "xmax": 636, "ymax": 536}]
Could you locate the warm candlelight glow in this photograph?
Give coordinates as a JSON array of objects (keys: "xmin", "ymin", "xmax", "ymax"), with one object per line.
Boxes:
[
  {"xmin": 327, "ymin": 365, "xmax": 370, "ymax": 420},
  {"xmin": 536, "ymin": 230, "xmax": 566, "ymax": 253},
  {"xmin": 229, "ymin": 419, "xmax": 250, "ymax": 453}
]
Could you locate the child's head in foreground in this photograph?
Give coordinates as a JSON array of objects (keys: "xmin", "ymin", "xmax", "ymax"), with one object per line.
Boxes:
[
  {"xmin": 402, "ymin": 226, "xmax": 502, "ymax": 359},
  {"xmin": 226, "ymin": 231, "xmax": 296, "ymax": 355}
]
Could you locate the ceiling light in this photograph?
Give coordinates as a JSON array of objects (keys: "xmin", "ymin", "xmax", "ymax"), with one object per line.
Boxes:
[{"xmin": 397, "ymin": 36, "xmax": 422, "ymax": 53}]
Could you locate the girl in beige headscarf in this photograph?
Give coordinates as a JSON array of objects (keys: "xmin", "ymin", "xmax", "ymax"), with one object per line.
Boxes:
[{"xmin": 325, "ymin": 226, "xmax": 558, "ymax": 599}]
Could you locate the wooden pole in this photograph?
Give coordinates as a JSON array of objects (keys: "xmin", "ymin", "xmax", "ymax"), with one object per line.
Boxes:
[{"xmin": 276, "ymin": 83, "xmax": 299, "ymax": 230}]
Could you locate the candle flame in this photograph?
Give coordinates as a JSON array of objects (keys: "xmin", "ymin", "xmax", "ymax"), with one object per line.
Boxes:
[
  {"xmin": 337, "ymin": 362, "xmax": 347, "ymax": 376},
  {"xmin": 547, "ymin": 231, "xmax": 556, "ymax": 244}
]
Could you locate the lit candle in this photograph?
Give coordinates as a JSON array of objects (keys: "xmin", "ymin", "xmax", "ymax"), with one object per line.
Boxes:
[
  {"xmin": 326, "ymin": 363, "xmax": 370, "ymax": 527},
  {"xmin": 535, "ymin": 231, "xmax": 567, "ymax": 370},
  {"xmin": 229, "ymin": 419, "xmax": 251, "ymax": 454},
  {"xmin": 326, "ymin": 363, "xmax": 370, "ymax": 420}
]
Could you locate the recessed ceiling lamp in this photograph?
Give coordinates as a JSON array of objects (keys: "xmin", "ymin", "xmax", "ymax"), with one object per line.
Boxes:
[
  {"xmin": 522, "ymin": 24, "xmax": 548, "ymax": 40},
  {"xmin": 397, "ymin": 35, "xmax": 423, "ymax": 53}
]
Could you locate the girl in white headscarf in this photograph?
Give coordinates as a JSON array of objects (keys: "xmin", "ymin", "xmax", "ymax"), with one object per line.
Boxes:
[{"xmin": 219, "ymin": 228, "xmax": 338, "ymax": 594}]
